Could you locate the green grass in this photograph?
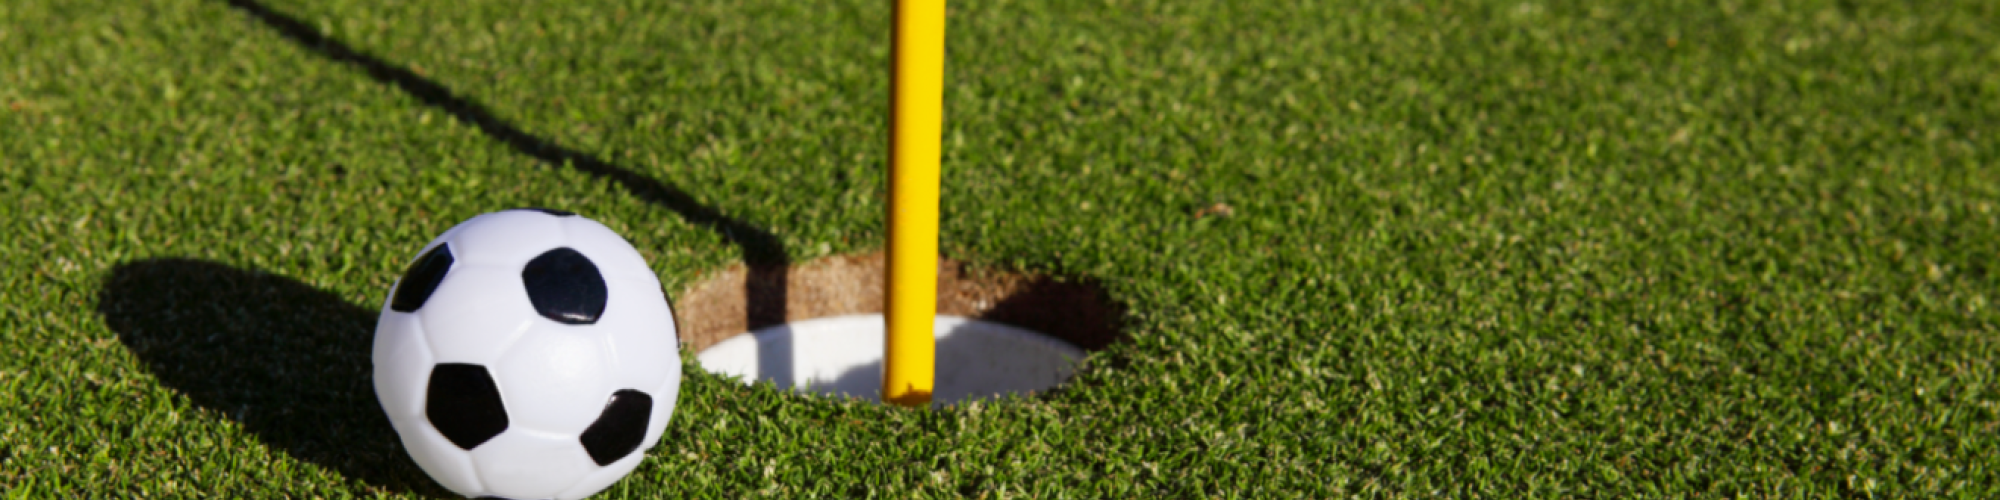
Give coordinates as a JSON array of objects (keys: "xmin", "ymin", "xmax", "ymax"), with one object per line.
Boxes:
[{"xmin": 5, "ymin": 0, "xmax": 2000, "ymax": 497}]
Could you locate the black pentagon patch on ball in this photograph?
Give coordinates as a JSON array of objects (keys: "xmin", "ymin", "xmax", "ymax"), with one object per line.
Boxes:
[
  {"xmin": 390, "ymin": 243, "xmax": 454, "ymax": 312},
  {"xmin": 521, "ymin": 247, "xmax": 608, "ymax": 325},
  {"xmin": 579, "ymin": 389, "xmax": 653, "ymax": 466},
  {"xmin": 426, "ymin": 363, "xmax": 510, "ymax": 450},
  {"xmin": 515, "ymin": 207, "xmax": 576, "ymax": 217}
]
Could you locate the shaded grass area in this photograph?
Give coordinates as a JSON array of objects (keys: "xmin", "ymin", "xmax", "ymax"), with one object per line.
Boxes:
[{"xmin": 3, "ymin": 0, "xmax": 1999, "ymax": 497}]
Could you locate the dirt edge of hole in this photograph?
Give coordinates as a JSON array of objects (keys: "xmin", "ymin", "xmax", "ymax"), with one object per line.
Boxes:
[{"xmin": 674, "ymin": 252, "xmax": 1124, "ymax": 354}]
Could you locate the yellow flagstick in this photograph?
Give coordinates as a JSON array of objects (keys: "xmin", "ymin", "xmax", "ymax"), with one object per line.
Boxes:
[{"xmin": 884, "ymin": 0, "xmax": 945, "ymax": 408}]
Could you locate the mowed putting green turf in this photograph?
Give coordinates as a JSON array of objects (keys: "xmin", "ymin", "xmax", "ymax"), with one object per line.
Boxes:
[{"xmin": 5, "ymin": 0, "xmax": 2000, "ymax": 497}]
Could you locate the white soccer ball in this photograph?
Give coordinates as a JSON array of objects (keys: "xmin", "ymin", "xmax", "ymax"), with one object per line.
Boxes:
[{"xmin": 372, "ymin": 208, "xmax": 681, "ymax": 500}]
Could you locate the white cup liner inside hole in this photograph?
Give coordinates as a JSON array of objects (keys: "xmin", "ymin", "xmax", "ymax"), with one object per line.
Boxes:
[{"xmin": 694, "ymin": 314, "xmax": 1085, "ymax": 407}]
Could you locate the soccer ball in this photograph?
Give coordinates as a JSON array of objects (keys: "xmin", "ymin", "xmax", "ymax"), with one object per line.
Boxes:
[{"xmin": 372, "ymin": 208, "xmax": 682, "ymax": 500}]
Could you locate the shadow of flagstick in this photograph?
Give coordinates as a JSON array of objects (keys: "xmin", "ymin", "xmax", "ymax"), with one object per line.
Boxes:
[{"xmin": 215, "ymin": 0, "xmax": 792, "ymax": 329}]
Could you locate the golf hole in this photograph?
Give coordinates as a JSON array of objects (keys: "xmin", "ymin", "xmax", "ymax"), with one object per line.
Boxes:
[{"xmin": 675, "ymin": 252, "xmax": 1123, "ymax": 407}]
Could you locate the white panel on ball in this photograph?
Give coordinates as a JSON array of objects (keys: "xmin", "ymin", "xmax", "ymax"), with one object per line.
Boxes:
[
  {"xmin": 492, "ymin": 325, "xmax": 616, "ymax": 435},
  {"xmin": 395, "ymin": 418, "xmax": 486, "ymax": 495},
  {"xmin": 594, "ymin": 271, "xmax": 680, "ymax": 390},
  {"xmin": 416, "ymin": 263, "xmax": 537, "ymax": 365},
  {"xmin": 469, "ymin": 428, "xmax": 595, "ymax": 499},
  {"xmin": 370, "ymin": 312, "xmax": 433, "ymax": 420},
  {"xmin": 446, "ymin": 210, "xmax": 571, "ymax": 267}
]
